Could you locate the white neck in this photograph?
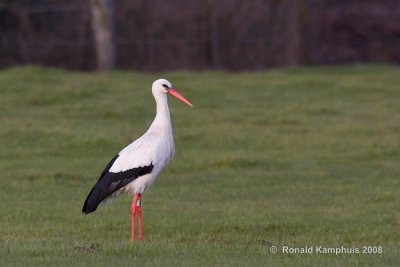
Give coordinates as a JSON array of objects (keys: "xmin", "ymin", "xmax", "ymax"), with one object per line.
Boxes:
[
  {"xmin": 148, "ymin": 91, "xmax": 176, "ymax": 162},
  {"xmin": 149, "ymin": 92, "xmax": 172, "ymax": 133}
]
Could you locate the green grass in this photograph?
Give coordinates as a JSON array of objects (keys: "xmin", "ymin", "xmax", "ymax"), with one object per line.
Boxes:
[{"xmin": 0, "ymin": 65, "xmax": 399, "ymax": 266}]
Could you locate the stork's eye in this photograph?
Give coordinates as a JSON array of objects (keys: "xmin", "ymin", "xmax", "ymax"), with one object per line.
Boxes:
[{"xmin": 162, "ymin": 84, "xmax": 169, "ymax": 89}]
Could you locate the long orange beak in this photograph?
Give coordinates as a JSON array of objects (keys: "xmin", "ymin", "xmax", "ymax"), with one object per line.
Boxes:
[{"xmin": 167, "ymin": 88, "xmax": 193, "ymax": 107}]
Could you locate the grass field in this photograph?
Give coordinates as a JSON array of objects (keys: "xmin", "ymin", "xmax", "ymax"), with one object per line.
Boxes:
[{"xmin": 0, "ymin": 65, "xmax": 399, "ymax": 266}]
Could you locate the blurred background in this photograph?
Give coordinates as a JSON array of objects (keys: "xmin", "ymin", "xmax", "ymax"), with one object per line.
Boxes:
[
  {"xmin": 1, "ymin": 0, "xmax": 399, "ymax": 72},
  {"xmin": 1, "ymin": 1, "xmax": 400, "ymax": 265}
]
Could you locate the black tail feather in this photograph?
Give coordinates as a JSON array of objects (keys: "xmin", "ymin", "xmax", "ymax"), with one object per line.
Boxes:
[
  {"xmin": 82, "ymin": 187, "xmax": 101, "ymax": 214},
  {"xmin": 82, "ymin": 154, "xmax": 120, "ymax": 214},
  {"xmin": 81, "ymin": 154, "xmax": 154, "ymax": 214}
]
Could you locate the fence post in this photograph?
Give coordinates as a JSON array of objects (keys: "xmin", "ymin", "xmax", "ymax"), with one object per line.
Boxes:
[
  {"xmin": 89, "ymin": 0, "xmax": 116, "ymax": 70},
  {"xmin": 208, "ymin": 0, "xmax": 221, "ymax": 69}
]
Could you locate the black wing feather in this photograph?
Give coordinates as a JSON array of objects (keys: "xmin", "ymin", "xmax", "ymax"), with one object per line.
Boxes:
[{"xmin": 82, "ymin": 154, "xmax": 153, "ymax": 214}]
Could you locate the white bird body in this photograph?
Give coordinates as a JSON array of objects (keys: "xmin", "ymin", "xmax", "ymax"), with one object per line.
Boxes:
[
  {"xmin": 110, "ymin": 101, "xmax": 175, "ymax": 195},
  {"xmin": 82, "ymin": 79, "xmax": 192, "ymax": 215}
]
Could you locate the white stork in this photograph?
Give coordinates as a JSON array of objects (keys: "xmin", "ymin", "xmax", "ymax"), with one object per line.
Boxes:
[{"xmin": 82, "ymin": 79, "xmax": 193, "ymax": 241}]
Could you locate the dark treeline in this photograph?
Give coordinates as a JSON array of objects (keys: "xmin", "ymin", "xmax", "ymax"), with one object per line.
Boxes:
[{"xmin": 0, "ymin": 0, "xmax": 399, "ymax": 71}]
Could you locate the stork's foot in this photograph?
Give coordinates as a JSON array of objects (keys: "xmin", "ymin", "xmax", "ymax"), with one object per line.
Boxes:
[{"xmin": 131, "ymin": 194, "xmax": 143, "ymax": 241}]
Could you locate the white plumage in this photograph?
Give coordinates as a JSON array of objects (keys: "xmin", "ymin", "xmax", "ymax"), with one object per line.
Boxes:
[
  {"xmin": 109, "ymin": 79, "xmax": 176, "ymax": 194},
  {"xmin": 82, "ymin": 79, "xmax": 192, "ymax": 219}
]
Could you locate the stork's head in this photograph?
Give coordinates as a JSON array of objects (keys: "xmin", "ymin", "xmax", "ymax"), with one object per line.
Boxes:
[{"xmin": 152, "ymin": 79, "xmax": 193, "ymax": 107}]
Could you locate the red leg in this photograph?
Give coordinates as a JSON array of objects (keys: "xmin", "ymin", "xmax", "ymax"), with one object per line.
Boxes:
[
  {"xmin": 131, "ymin": 194, "xmax": 137, "ymax": 241},
  {"xmin": 130, "ymin": 193, "xmax": 143, "ymax": 242},
  {"xmin": 137, "ymin": 194, "xmax": 143, "ymax": 241}
]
